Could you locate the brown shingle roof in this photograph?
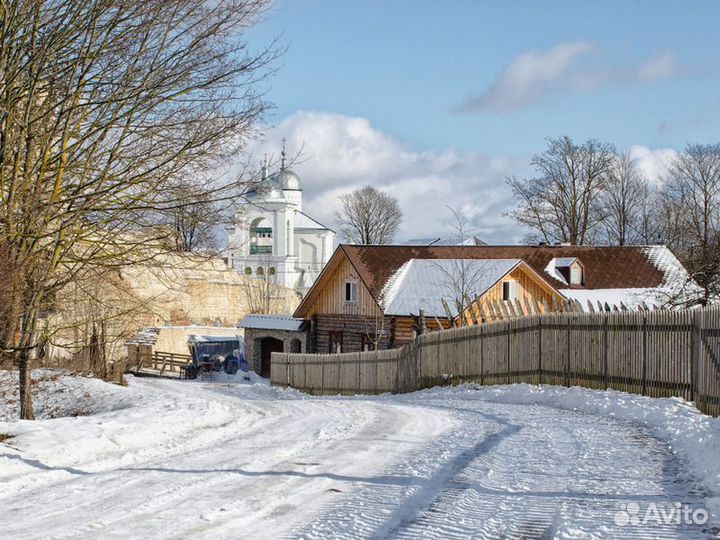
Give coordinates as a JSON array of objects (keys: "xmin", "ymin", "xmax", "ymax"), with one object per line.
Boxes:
[{"xmin": 341, "ymin": 244, "xmax": 669, "ymax": 299}]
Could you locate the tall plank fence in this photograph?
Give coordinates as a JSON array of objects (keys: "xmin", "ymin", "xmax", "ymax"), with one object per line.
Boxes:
[{"xmin": 271, "ymin": 306, "xmax": 720, "ymax": 416}]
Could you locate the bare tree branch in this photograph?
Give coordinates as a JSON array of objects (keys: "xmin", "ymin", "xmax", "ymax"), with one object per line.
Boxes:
[{"xmin": 335, "ymin": 186, "xmax": 402, "ymax": 244}]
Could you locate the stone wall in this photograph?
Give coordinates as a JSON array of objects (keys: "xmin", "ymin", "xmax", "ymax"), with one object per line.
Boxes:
[
  {"xmin": 244, "ymin": 327, "xmax": 307, "ymax": 375},
  {"xmin": 45, "ymin": 253, "xmax": 300, "ymax": 366},
  {"xmin": 122, "ymin": 254, "xmax": 300, "ymax": 327}
]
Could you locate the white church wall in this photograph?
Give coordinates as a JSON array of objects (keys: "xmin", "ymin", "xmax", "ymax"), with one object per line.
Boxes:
[{"xmin": 221, "ymin": 153, "xmax": 335, "ymax": 296}]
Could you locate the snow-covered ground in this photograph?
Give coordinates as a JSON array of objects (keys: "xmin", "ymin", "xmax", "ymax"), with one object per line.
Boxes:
[{"xmin": 1, "ymin": 370, "xmax": 719, "ymax": 540}]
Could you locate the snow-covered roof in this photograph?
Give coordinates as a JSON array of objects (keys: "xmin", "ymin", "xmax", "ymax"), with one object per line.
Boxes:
[
  {"xmin": 294, "ymin": 211, "xmax": 332, "ymax": 231},
  {"xmin": 403, "ymin": 237, "xmax": 484, "ymax": 246},
  {"xmin": 553, "ymin": 257, "xmax": 577, "ymax": 267},
  {"xmin": 126, "ymin": 328, "xmax": 159, "ymax": 346},
  {"xmin": 560, "ymin": 288, "xmax": 665, "ymax": 310},
  {"xmin": 643, "ymin": 246, "xmax": 691, "ymax": 290},
  {"xmin": 382, "ymin": 259, "xmax": 522, "ymax": 317},
  {"xmin": 188, "ymin": 334, "xmax": 242, "ymax": 343},
  {"xmin": 238, "ymin": 314, "xmax": 305, "ymax": 331},
  {"xmin": 403, "ymin": 238, "xmax": 442, "ymax": 246}
]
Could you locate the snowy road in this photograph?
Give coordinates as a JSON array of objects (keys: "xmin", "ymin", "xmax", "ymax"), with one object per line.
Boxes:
[{"xmin": 1, "ymin": 375, "xmax": 718, "ymax": 540}]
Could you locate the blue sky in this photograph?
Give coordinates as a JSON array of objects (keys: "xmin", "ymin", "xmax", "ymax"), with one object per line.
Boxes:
[{"xmin": 244, "ymin": 1, "xmax": 720, "ymax": 243}]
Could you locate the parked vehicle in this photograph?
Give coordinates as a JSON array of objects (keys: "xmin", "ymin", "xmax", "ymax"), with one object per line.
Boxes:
[{"xmin": 185, "ymin": 335, "xmax": 244, "ymax": 379}]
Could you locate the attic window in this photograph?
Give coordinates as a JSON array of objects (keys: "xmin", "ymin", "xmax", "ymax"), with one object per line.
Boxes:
[
  {"xmin": 570, "ymin": 264, "xmax": 583, "ymax": 285},
  {"xmin": 344, "ymin": 281, "xmax": 358, "ymax": 304},
  {"xmin": 502, "ymin": 281, "xmax": 518, "ymax": 301},
  {"xmin": 547, "ymin": 257, "xmax": 584, "ymax": 286}
]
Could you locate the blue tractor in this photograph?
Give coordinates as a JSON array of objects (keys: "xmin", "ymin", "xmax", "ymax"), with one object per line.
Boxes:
[{"xmin": 184, "ymin": 335, "xmax": 245, "ymax": 379}]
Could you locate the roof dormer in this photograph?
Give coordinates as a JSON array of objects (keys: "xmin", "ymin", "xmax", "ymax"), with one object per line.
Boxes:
[{"xmin": 546, "ymin": 257, "xmax": 585, "ymax": 286}]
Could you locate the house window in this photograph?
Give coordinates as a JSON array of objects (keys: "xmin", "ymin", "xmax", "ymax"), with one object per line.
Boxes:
[
  {"xmin": 344, "ymin": 281, "xmax": 358, "ymax": 303},
  {"xmin": 268, "ymin": 267, "xmax": 276, "ymax": 276},
  {"xmin": 570, "ymin": 264, "xmax": 583, "ymax": 285},
  {"xmin": 329, "ymin": 331, "xmax": 343, "ymax": 353},
  {"xmin": 361, "ymin": 334, "xmax": 373, "ymax": 352},
  {"xmin": 502, "ymin": 281, "xmax": 519, "ymax": 301},
  {"xmin": 244, "ymin": 267, "xmax": 252, "ymax": 275},
  {"xmin": 257, "ymin": 267, "xmax": 264, "ymax": 275}
]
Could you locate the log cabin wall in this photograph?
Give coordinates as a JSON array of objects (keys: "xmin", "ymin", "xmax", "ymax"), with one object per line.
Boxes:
[
  {"xmin": 312, "ymin": 314, "xmax": 452, "ymax": 352},
  {"xmin": 302, "ymin": 254, "xmax": 382, "ymax": 319},
  {"xmin": 312, "ymin": 314, "xmax": 392, "ymax": 353},
  {"xmin": 391, "ymin": 317, "xmax": 451, "ymax": 347}
]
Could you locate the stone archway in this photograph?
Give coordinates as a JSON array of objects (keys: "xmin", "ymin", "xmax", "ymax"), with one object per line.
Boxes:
[{"xmin": 259, "ymin": 337, "xmax": 284, "ymax": 378}]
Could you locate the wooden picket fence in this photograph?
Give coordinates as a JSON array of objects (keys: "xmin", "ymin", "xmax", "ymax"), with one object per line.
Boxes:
[{"xmin": 271, "ymin": 305, "xmax": 720, "ymax": 416}]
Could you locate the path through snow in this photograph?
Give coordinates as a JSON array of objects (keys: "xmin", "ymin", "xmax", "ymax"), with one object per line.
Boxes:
[{"xmin": 0, "ymin": 373, "xmax": 718, "ymax": 539}]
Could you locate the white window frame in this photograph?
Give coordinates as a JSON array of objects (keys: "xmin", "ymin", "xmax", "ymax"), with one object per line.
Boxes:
[
  {"xmin": 344, "ymin": 280, "xmax": 358, "ymax": 304},
  {"xmin": 502, "ymin": 280, "xmax": 519, "ymax": 302},
  {"xmin": 570, "ymin": 263, "xmax": 584, "ymax": 285}
]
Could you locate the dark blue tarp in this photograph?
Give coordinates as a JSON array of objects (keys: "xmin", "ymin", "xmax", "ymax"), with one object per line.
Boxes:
[{"xmin": 187, "ymin": 335, "xmax": 244, "ymax": 363}]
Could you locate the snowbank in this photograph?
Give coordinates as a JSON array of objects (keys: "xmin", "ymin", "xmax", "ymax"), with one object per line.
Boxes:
[
  {"xmin": 414, "ymin": 383, "xmax": 720, "ymax": 516},
  {"xmin": 0, "ymin": 369, "xmax": 131, "ymax": 422},
  {"xmin": 0, "ymin": 370, "xmax": 297, "ymax": 474}
]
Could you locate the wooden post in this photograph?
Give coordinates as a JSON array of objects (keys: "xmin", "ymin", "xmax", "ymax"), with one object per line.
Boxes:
[
  {"xmin": 538, "ymin": 316, "xmax": 543, "ymax": 385},
  {"xmin": 565, "ymin": 315, "xmax": 571, "ymax": 387},
  {"xmin": 603, "ymin": 312, "xmax": 609, "ymax": 390},
  {"xmin": 374, "ymin": 353, "xmax": 379, "ymax": 394},
  {"xmin": 507, "ymin": 323, "xmax": 512, "ymax": 384},
  {"xmin": 642, "ymin": 312, "xmax": 648, "ymax": 396},
  {"xmin": 320, "ymin": 357, "xmax": 325, "ymax": 396},
  {"xmin": 395, "ymin": 350, "xmax": 400, "ymax": 393},
  {"xmin": 524, "ymin": 296, "xmax": 534, "ymax": 317},
  {"xmin": 691, "ymin": 309, "xmax": 702, "ymax": 404},
  {"xmin": 160, "ymin": 353, "xmax": 169, "ymax": 375},
  {"xmin": 479, "ymin": 324, "xmax": 485, "ymax": 386}
]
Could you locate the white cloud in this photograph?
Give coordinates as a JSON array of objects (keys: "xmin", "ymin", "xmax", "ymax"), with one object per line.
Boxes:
[
  {"xmin": 628, "ymin": 145, "xmax": 678, "ymax": 184},
  {"xmin": 460, "ymin": 41, "xmax": 595, "ymax": 112},
  {"xmin": 243, "ymin": 112, "xmax": 681, "ymax": 245},
  {"xmin": 636, "ymin": 52, "xmax": 680, "ymax": 81},
  {"xmin": 247, "ymin": 111, "xmax": 530, "ymax": 243},
  {"xmin": 461, "ymin": 44, "xmax": 682, "ymax": 113}
]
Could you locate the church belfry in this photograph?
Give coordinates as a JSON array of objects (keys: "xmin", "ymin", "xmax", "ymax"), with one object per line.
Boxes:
[{"xmin": 223, "ymin": 143, "xmax": 335, "ymax": 294}]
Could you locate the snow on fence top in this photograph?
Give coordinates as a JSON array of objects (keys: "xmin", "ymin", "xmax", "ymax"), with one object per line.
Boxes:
[{"xmin": 238, "ymin": 314, "xmax": 305, "ymax": 332}]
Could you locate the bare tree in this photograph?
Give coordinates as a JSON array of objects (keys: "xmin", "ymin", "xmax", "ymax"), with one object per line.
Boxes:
[
  {"xmin": 635, "ymin": 188, "xmax": 666, "ymax": 245},
  {"xmin": 507, "ymin": 136, "xmax": 616, "ymax": 245},
  {"xmin": 360, "ymin": 292, "xmax": 389, "ymax": 351},
  {"xmin": 660, "ymin": 144, "xmax": 720, "ymax": 304},
  {"xmin": 159, "ymin": 184, "xmax": 222, "ymax": 253},
  {"xmin": 434, "ymin": 207, "xmax": 489, "ymax": 325},
  {"xmin": 241, "ymin": 262, "xmax": 286, "ymax": 314},
  {"xmin": 335, "ymin": 186, "xmax": 402, "ymax": 244},
  {"xmin": 599, "ymin": 152, "xmax": 649, "ymax": 245},
  {"xmin": 0, "ymin": 0, "xmax": 279, "ymax": 419}
]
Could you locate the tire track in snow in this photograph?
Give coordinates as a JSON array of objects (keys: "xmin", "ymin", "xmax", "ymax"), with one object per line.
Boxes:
[
  {"xmin": 293, "ymin": 399, "xmax": 716, "ymax": 540},
  {"xmin": 2, "ymin": 382, "xmax": 451, "ymax": 540}
]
